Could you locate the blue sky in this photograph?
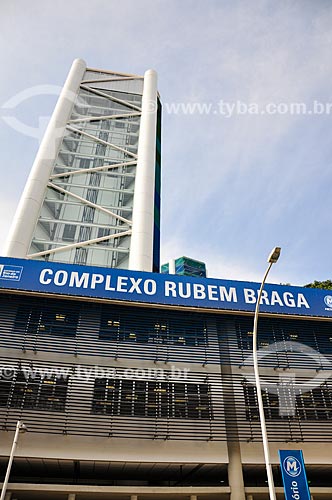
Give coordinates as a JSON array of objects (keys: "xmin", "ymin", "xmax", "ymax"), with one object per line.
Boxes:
[{"xmin": 1, "ymin": 0, "xmax": 332, "ymax": 285}]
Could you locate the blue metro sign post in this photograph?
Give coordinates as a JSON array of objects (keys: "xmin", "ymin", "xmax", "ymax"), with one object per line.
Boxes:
[{"xmin": 279, "ymin": 450, "xmax": 311, "ymax": 500}]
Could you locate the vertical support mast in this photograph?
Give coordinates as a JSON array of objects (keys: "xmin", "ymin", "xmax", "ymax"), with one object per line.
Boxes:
[
  {"xmin": 3, "ymin": 58, "xmax": 86, "ymax": 258},
  {"xmin": 129, "ymin": 69, "xmax": 158, "ymax": 272}
]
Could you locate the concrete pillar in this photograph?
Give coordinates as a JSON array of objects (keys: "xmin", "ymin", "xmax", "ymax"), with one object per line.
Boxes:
[
  {"xmin": 67, "ymin": 495, "xmax": 76, "ymax": 500},
  {"xmin": 128, "ymin": 69, "xmax": 158, "ymax": 272},
  {"xmin": 227, "ymin": 440, "xmax": 246, "ymax": 500},
  {"xmin": 4, "ymin": 492, "xmax": 12, "ymax": 500},
  {"xmin": 130, "ymin": 496, "xmax": 138, "ymax": 500},
  {"xmin": 3, "ymin": 58, "xmax": 87, "ymax": 258},
  {"xmin": 169, "ymin": 258, "xmax": 176, "ymax": 274},
  {"xmin": 190, "ymin": 496, "xmax": 198, "ymax": 500},
  {"xmin": 246, "ymin": 495, "xmax": 254, "ymax": 500},
  {"xmin": 220, "ymin": 321, "xmax": 246, "ymax": 500}
]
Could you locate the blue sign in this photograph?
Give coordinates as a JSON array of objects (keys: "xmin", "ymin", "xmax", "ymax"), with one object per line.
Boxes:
[
  {"xmin": 0, "ymin": 256, "xmax": 331, "ymax": 318},
  {"xmin": 279, "ymin": 450, "xmax": 311, "ymax": 500}
]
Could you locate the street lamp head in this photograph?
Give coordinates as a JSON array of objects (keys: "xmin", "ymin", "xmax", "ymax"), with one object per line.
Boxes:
[{"xmin": 267, "ymin": 246, "xmax": 281, "ymax": 264}]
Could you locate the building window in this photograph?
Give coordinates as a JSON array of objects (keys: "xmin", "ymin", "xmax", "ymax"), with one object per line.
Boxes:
[
  {"xmin": 296, "ymin": 383, "xmax": 332, "ymax": 420},
  {"xmin": 163, "ymin": 318, "xmax": 207, "ymax": 346},
  {"xmin": 14, "ymin": 301, "xmax": 79, "ymax": 336},
  {"xmin": 62, "ymin": 224, "xmax": 77, "ymax": 242},
  {"xmin": 74, "ymin": 247, "xmax": 88, "ymax": 266},
  {"xmin": 234, "ymin": 316, "xmax": 332, "ymax": 361},
  {"xmin": 92, "ymin": 379, "xmax": 213, "ymax": 419},
  {"xmin": 0, "ymin": 370, "xmax": 68, "ymax": 412},
  {"xmin": 115, "ymin": 120, "xmax": 125, "ymax": 128},
  {"xmin": 243, "ymin": 382, "xmax": 332, "ymax": 421},
  {"xmin": 97, "ymin": 227, "xmax": 111, "ymax": 246},
  {"xmin": 79, "ymin": 158, "xmax": 92, "ymax": 169},
  {"xmin": 99, "ymin": 313, "xmax": 150, "ymax": 343},
  {"xmin": 147, "ymin": 381, "xmax": 169, "ymax": 418},
  {"xmin": 99, "ymin": 308, "xmax": 208, "ymax": 346},
  {"xmin": 0, "ymin": 372, "xmax": 12, "ymax": 407}
]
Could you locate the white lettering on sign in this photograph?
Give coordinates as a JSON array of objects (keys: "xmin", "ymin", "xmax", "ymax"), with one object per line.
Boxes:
[
  {"xmin": 243, "ymin": 289, "xmax": 310, "ymax": 309},
  {"xmin": 90, "ymin": 274, "xmax": 104, "ymax": 289},
  {"xmin": 219, "ymin": 286, "xmax": 237, "ymax": 302},
  {"xmin": 297, "ymin": 294, "xmax": 310, "ymax": 308},
  {"xmin": 164, "ymin": 281, "xmax": 237, "ymax": 303},
  {"xmin": 165, "ymin": 281, "xmax": 177, "ymax": 297},
  {"xmin": 117, "ymin": 276, "xmax": 128, "ymax": 292},
  {"xmin": 193, "ymin": 284, "xmax": 206, "ymax": 299},
  {"xmin": 54, "ymin": 270, "xmax": 68, "ymax": 286},
  {"xmin": 39, "ymin": 269, "xmax": 155, "ymax": 296},
  {"xmin": 38, "ymin": 268, "xmax": 310, "ymax": 310},
  {"xmin": 128, "ymin": 277, "xmax": 143, "ymax": 294},
  {"xmin": 144, "ymin": 279, "xmax": 156, "ymax": 295},
  {"xmin": 39, "ymin": 269, "xmax": 52, "ymax": 285},
  {"xmin": 244, "ymin": 288, "xmax": 256, "ymax": 303},
  {"xmin": 69, "ymin": 272, "xmax": 89, "ymax": 288}
]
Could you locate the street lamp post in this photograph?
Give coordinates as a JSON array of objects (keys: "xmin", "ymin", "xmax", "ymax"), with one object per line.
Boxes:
[
  {"xmin": 0, "ymin": 421, "xmax": 27, "ymax": 500},
  {"xmin": 252, "ymin": 247, "xmax": 281, "ymax": 500}
]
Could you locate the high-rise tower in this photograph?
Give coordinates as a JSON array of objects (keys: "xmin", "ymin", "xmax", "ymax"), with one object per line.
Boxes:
[
  {"xmin": 161, "ymin": 256, "xmax": 207, "ymax": 277},
  {"xmin": 4, "ymin": 59, "xmax": 161, "ymax": 272}
]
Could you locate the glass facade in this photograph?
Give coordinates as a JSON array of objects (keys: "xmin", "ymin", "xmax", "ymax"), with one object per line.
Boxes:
[
  {"xmin": 0, "ymin": 370, "xmax": 68, "ymax": 412},
  {"xmin": 28, "ymin": 68, "xmax": 161, "ymax": 269},
  {"xmin": 92, "ymin": 379, "xmax": 212, "ymax": 419}
]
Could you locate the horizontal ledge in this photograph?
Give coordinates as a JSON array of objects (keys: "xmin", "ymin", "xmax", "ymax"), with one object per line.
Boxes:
[{"xmin": 3, "ymin": 483, "xmax": 231, "ymax": 494}]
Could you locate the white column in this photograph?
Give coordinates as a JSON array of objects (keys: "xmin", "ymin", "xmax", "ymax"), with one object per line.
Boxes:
[
  {"xmin": 130, "ymin": 496, "xmax": 138, "ymax": 500},
  {"xmin": 246, "ymin": 495, "xmax": 254, "ymax": 500},
  {"xmin": 128, "ymin": 69, "xmax": 158, "ymax": 272},
  {"xmin": 4, "ymin": 493, "xmax": 12, "ymax": 500},
  {"xmin": 169, "ymin": 259, "xmax": 175, "ymax": 274},
  {"xmin": 190, "ymin": 496, "xmax": 198, "ymax": 500},
  {"xmin": 67, "ymin": 494, "xmax": 76, "ymax": 500},
  {"xmin": 3, "ymin": 58, "xmax": 86, "ymax": 258}
]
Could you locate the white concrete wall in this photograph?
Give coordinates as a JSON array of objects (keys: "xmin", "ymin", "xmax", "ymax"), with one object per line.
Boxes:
[{"xmin": 0, "ymin": 431, "xmax": 228, "ymax": 463}]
